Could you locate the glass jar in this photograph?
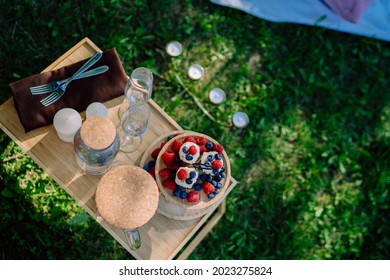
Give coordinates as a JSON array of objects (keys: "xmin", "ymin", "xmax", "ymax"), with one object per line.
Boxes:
[{"xmin": 74, "ymin": 116, "xmax": 120, "ymax": 175}]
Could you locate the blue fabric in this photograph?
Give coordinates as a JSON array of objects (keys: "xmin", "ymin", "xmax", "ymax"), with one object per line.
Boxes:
[{"xmin": 210, "ymin": 0, "xmax": 390, "ymax": 41}]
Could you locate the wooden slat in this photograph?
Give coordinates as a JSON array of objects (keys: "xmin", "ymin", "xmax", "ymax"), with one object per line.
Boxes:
[{"xmin": 0, "ymin": 37, "xmax": 237, "ymax": 260}]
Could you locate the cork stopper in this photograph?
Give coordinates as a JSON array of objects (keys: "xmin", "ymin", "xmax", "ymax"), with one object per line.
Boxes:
[
  {"xmin": 95, "ymin": 165, "xmax": 159, "ymax": 229},
  {"xmin": 80, "ymin": 116, "xmax": 116, "ymax": 150}
]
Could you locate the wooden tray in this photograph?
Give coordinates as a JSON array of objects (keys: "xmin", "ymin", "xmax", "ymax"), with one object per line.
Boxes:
[{"xmin": 0, "ymin": 37, "xmax": 237, "ymax": 260}]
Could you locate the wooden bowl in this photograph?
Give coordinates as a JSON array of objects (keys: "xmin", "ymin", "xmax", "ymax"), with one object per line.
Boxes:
[
  {"xmin": 155, "ymin": 131, "xmax": 231, "ymax": 210},
  {"xmin": 140, "ymin": 130, "xmax": 211, "ymax": 220}
]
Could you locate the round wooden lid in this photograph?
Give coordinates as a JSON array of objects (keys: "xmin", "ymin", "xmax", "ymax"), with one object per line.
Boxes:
[
  {"xmin": 80, "ymin": 116, "xmax": 116, "ymax": 150},
  {"xmin": 95, "ymin": 165, "xmax": 159, "ymax": 229}
]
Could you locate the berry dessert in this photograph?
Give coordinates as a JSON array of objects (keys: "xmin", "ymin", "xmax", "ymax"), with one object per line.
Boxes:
[
  {"xmin": 175, "ymin": 167, "xmax": 199, "ymax": 189},
  {"xmin": 179, "ymin": 142, "xmax": 200, "ymax": 164},
  {"xmin": 154, "ymin": 132, "xmax": 229, "ymax": 205},
  {"xmin": 200, "ymin": 151, "xmax": 224, "ymax": 175}
]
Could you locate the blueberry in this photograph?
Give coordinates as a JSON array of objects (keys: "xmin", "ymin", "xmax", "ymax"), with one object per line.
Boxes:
[
  {"xmin": 194, "ymin": 183, "xmax": 202, "ymax": 191},
  {"xmin": 177, "ymin": 185, "xmax": 184, "ymax": 191},
  {"xmin": 180, "ymin": 191, "xmax": 188, "ymax": 199},
  {"xmin": 214, "ymin": 189, "xmax": 220, "ymax": 194},
  {"xmin": 214, "ymin": 174, "xmax": 222, "ymax": 182},
  {"xmin": 190, "ymin": 171, "xmax": 196, "ymax": 178},
  {"xmin": 167, "ymin": 135, "xmax": 174, "ymax": 141},
  {"xmin": 206, "ymin": 175, "xmax": 213, "ymax": 182},
  {"xmin": 170, "ymin": 171, "xmax": 176, "ymax": 179},
  {"xmin": 205, "ymin": 142, "xmax": 213, "ymax": 150},
  {"xmin": 211, "ymin": 180, "xmax": 217, "ymax": 186},
  {"xmin": 220, "ymin": 167, "xmax": 225, "ymax": 172},
  {"xmin": 186, "ymin": 154, "xmax": 193, "ymax": 161},
  {"xmin": 213, "ymin": 169, "xmax": 219, "ymax": 175},
  {"xmin": 182, "ymin": 146, "xmax": 189, "ymax": 153},
  {"xmin": 186, "ymin": 178, "xmax": 193, "ymax": 184},
  {"xmin": 175, "ymin": 155, "xmax": 181, "ymax": 162},
  {"xmin": 200, "ymin": 174, "xmax": 207, "ymax": 181},
  {"xmin": 143, "ymin": 164, "xmax": 150, "ymax": 172},
  {"xmin": 196, "ymin": 176, "xmax": 201, "ymax": 182},
  {"xmin": 207, "ymin": 155, "xmax": 213, "ymax": 162},
  {"xmin": 148, "ymin": 160, "xmax": 156, "ymax": 167},
  {"xmin": 204, "ymin": 162, "xmax": 211, "ymax": 167},
  {"xmin": 221, "ymin": 172, "xmax": 226, "ymax": 178},
  {"xmin": 208, "ymin": 193, "xmax": 215, "ymax": 199},
  {"xmin": 216, "ymin": 182, "xmax": 223, "ymax": 189},
  {"xmin": 216, "ymin": 154, "xmax": 223, "ymax": 160},
  {"xmin": 173, "ymin": 189, "xmax": 181, "ymax": 197}
]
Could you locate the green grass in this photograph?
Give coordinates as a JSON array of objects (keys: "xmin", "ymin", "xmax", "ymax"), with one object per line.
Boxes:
[{"xmin": 1, "ymin": 0, "xmax": 389, "ymax": 259}]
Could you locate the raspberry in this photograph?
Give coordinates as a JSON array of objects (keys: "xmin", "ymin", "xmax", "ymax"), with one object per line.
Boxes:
[
  {"xmin": 184, "ymin": 136, "xmax": 197, "ymax": 143},
  {"xmin": 171, "ymin": 163, "xmax": 180, "ymax": 171},
  {"xmin": 196, "ymin": 136, "xmax": 207, "ymax": 145},
  {"xmin": 188, "ymin": 145, "xmax": 197, "ymax": 155},
  {"xmin": 202, "ymin": 182, "xmax": 215, "ymax": 195},
  {"xmin": 161, "ymin": 152, "xmax": 175, "ymax": 167},
  {"xmin": 151, "ymin": 147, "xmax": 161, "ymax": 159},
  {"xmin": 186, "ymin": 191, "xmax": 200, "ymax": 203},
  {"xmin": 148, "ymin": 165, "xmax": 155, "ymax": 178},
  {"xmin": 158, "ymin": 168, "xmax": 171, "ymax": 180},
  {"xmin": 199, "ymin": 145, "xmax": 207, "ymax": 154},
  {"xmin": 212, "ymin": 143, "xmax": 224, "ymax": 154},
  {"xmin": 162, "ymin": 179, "xmax": 176, "ymax": 191},
  {"xmin": 177, "ymin": 169, "xmax": 188, "ymax": 181},
  {"xmin": 212, "ymin": 160, "xmax": 223, "ymax": 170},
  {"xmin": 171, "ymin": 139, "xmax": 183, "ymax": 153}
]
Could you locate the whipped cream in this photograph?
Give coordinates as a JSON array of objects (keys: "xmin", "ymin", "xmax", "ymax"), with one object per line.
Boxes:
[
  {"xmin": 175, "ymin": 167, "xmax": 199, "ymax": 189},
  {"xmin": 200, "ymin": 151, "xmax": 224, "ymax": 174},
  {"xmin": 179, "ymin": 142, "xmax": 200, "ymax": 164}
]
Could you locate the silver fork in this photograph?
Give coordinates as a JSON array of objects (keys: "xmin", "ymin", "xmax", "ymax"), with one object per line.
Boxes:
[
  {"xmin": 30, "ymin": 65, "xmax": 109, "ymax": 95},
  {"xmin": 40, "ymin": 52, "xmax": 102, "ymax": 106}
]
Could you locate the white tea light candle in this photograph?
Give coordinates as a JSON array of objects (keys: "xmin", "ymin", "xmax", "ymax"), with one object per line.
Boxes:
[
  {"xmin": 86, "ymin": 102, "xmax": 108, "ymax": 118},
  {"xmin": 209, "ymin": 88, "xmax": 226, "ymax": 104},
  {"xmin": 165, "ymin": 41, "xmax": 183, "ymax": 57},
  {"xmin": 232, "ymin": 112, "xmax": 249, "ymax": 128},
  {"xmin": 53, "ymin": 108, "xmax": 82, "ymax": 142},
  {"xmin": 188, "ymin": 64, "xmax": 204, "ymax": 80}
]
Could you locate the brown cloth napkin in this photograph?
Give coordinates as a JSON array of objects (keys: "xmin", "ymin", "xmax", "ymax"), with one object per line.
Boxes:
[{"xmin": 9, "ymin": 48, "xmax": 128, "ymax": 132}]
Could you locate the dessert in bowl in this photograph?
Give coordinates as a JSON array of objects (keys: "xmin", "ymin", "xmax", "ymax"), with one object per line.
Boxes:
[{"xmin": 154, "ymin": 131, "xmax": 231, "ymax": 210}]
